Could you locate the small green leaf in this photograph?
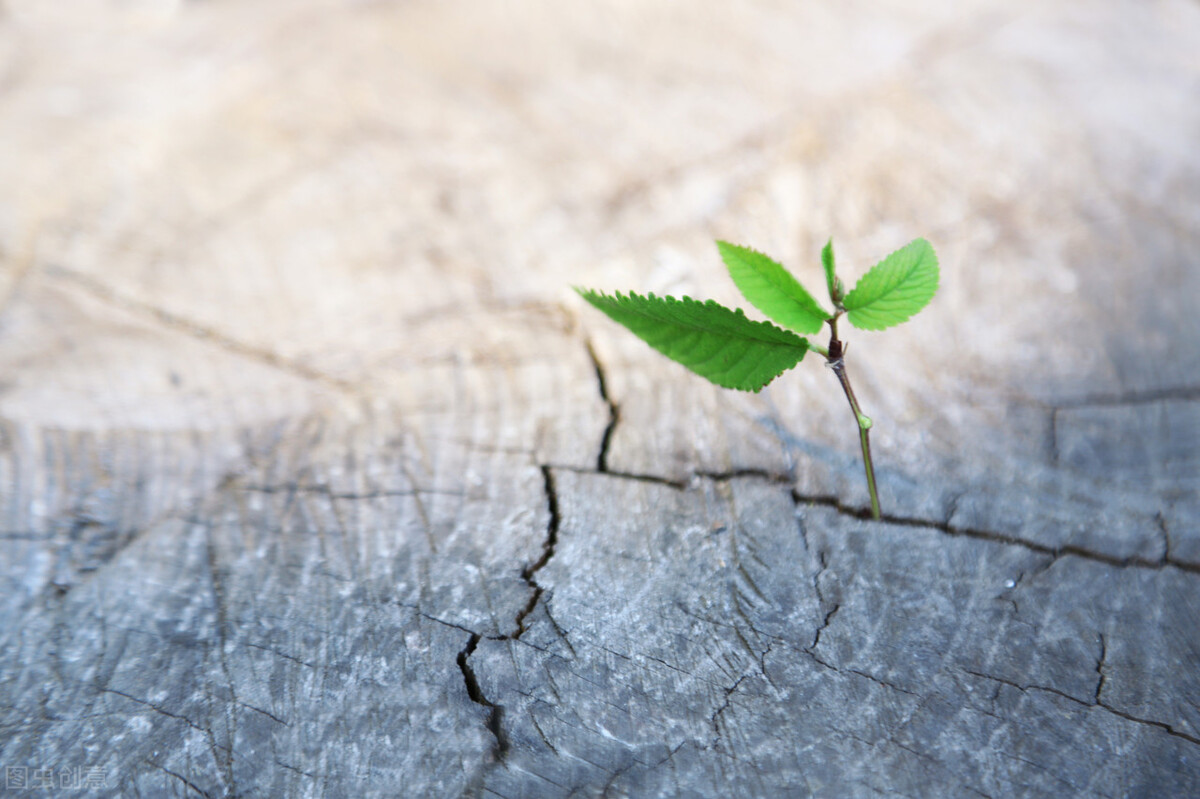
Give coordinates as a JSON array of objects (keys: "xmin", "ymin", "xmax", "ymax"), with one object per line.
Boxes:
[
  {"xmin": 842, "ymin": 238, "xmax": 939, "ymax": 331},
  {"xmin": 821, "ymin": 238, "xmax": 840, "ymax": 305},
  {"xmin": 716, "ymin": 241, "xmax": 830, "ymax": 334},
  {"xmin": 575, "ymin": 289, "xmax": 809, "ymax": 392}
]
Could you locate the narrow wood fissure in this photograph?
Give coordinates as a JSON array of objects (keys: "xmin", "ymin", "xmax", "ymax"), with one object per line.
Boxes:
[
  {"xmin": 584, "ymin": 339, "xmax": 620, "ymax": 473},
  {"xmin": 964, "ymin": 667, "xmax": 1200, "ymax": 748},
  {"xmin": 508, "ymin": 466, "xmax": 561, "ymax": 639},
  {"xmin": 456, "ymin": 634, "xmax": 510, "ymax": 762},
  {"xmin": 457, "ymin": 465, "xmax": 563, "ymax": 765},
  {"xmin": 790, "ymin": 489, "xmax": 1200, "ymax": 575}
]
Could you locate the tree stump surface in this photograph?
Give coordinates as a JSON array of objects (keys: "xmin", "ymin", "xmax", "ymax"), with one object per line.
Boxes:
[{"xmin": 1, "ymin": 2, "xmax": 1198, "ymax": 797}]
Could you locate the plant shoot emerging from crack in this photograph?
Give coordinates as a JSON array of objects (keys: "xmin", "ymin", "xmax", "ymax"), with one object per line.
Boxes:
[{"xmin": 576, "ymin": 237, "xmax": 939, "ymax": 519}]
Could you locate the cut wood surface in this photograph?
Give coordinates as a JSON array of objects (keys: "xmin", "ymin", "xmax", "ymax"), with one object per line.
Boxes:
[{"xmin": 1, "ymin": 1, "xmax": 1198, "ymax": 797}]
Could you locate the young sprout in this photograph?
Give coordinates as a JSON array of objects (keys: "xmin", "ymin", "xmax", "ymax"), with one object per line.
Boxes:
[{"xmin": 576, "ymin": 237, "xmax": 938, "ymax": 519}]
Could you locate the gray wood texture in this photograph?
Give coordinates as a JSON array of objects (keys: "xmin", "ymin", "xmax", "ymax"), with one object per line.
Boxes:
[{"xmin": 1, "ymin": 1, "xmax": 1198, "ymax": 797}]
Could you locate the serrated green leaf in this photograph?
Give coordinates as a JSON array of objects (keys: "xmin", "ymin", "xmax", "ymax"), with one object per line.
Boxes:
[
  {"xmin": 575, "ymin": 289, "xmax": 809, "ymax": 392},
  {"xmin": 842, "ymin": 238, "xmax": 939, "ymax": 331},
  {"xmin": 716, "ymin": 241, "xmax": 830, "ymax": 334}
]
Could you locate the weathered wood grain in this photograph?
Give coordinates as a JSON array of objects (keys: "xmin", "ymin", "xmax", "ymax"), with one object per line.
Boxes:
[{"xmin": 1, "ymin": 0, "xmax": 1198, "ymax": 796}]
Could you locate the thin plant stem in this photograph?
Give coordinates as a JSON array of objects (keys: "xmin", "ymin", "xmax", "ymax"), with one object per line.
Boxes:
[{"xmin": 825, "ymin": 315, "xmax": 881, "ymax": 519}]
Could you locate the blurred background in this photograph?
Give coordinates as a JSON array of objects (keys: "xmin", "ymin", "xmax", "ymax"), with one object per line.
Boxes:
[{"xmin": 3, "ymin": 0, "xmax": 1197, "ymax": 542}]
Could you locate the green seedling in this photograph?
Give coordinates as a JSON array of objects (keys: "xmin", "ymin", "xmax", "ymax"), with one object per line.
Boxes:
[{"xmin": 577, "ymin": 237, "xmax": 938, "ymax": 519}]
